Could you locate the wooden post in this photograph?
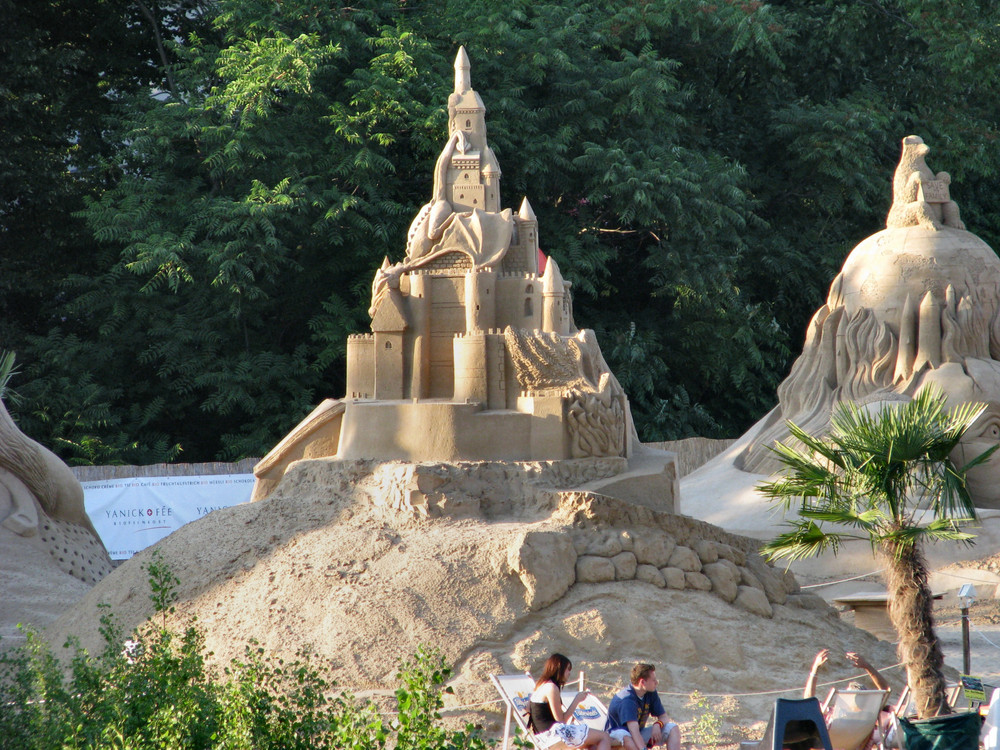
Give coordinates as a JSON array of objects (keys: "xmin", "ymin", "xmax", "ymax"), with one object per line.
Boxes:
[{"xmin": 962, "ymin": 606, "xmax": 972, "ymax": 675}]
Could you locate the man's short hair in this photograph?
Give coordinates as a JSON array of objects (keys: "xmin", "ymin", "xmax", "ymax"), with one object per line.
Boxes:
[{"xmin": 631, "ymin": 663, "xmax": 655, "ymax": 685}]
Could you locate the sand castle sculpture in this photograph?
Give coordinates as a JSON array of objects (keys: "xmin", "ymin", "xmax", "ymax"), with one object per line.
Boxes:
[
  {"xmin": 253, "ymin": 48, "xmax": 675, "ymax": 504},
  {"xmin": 683, "ymin": 136, "xmax": 1000, "ymax": 541}
]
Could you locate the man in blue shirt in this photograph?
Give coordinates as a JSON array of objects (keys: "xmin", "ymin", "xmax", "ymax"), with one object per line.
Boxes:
[{"xmin": 605, "ymin": 663, "xmax": 680, "ymax": 750}]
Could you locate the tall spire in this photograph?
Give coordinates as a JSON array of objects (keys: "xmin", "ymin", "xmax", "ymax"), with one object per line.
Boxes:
[
  {"xmin": 444, "ymin": 47, "xmax": 500, "ymax": 213},
  {"xmin": 454, "ymin": 46, "xmax": 471, "ymax": 95}
]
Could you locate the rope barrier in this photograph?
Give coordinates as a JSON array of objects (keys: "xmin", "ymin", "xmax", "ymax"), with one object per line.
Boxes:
[
  {"xmin": 933, "ymin": 568, "xmax": 1000, "ymax": 584},
  {"xmin": 800, "ymin": 569, "xmax": 885, "ymax": 589},
  {"xmin": 972, "ymin": 623, "xmax": 1000, "ymax": 652},
  {"xmin": 548, "ymin": 663, "xmax": 907, "ymax": 700},
  {"xmin": 785, "ymin": 563, "xmax": 1000, "ymax": 591},
  {"xmin": 440, "ymin": 697, "xmax": 505, "ymax": 712}
]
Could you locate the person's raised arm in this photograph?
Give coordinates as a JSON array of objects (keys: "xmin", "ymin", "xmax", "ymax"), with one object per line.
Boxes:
[
  {"xmin": 845, "ymin": 652, "xmax": 889, "ymax": 691},
  {"xmin": 805, "ymin": 649, "xmax": 829, "ymax": 698},
  {"xmin": 541, "ymin": 682, "xmax": 589, "ymax": 723}
]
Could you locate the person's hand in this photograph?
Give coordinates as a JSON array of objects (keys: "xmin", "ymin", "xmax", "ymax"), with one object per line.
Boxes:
[
  {"xmin": 845, "ymin": 652, "xmax": 870, "ymax": 669},
  {"xmin": 811, "ymin": 649, "xmax": 830, "ymax": 672},
  {"xmin": 651, "ymin": 724, "xmax": 663, "ymax": 745}
]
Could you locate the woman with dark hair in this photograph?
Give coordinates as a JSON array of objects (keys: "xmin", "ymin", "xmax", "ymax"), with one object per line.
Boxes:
[{"xmin": 529, "ymin": 654, "xmax": 612, "ymax": 749}]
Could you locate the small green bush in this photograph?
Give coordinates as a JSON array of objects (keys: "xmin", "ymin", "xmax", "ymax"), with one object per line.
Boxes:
[
  {"xmin": 685, "ymin": 690, "xmax": 739, "ymax": 747},
  {"xmin": 0, "ymin": 553, "xmax": 491, "ymax": 749}
]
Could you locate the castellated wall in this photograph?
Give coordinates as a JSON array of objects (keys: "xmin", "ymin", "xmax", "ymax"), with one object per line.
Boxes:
[
  {"xmin": 495, "ymin": 273, "xmax": 542, "ymax": 330},
  {"xmin": 453, "ymin": 329, "xmax": 509, "ymax": 409}
]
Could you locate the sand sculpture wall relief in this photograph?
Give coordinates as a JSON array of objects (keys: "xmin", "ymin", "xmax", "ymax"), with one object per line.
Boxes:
[
  {"xmin": 0, "ymin": 397, "xmax": 112, "ymax": 584},
  {"xmin": 253, "ymin": 48, "xmax": 674, "ymax": 505},
  {"xmin": 0, "ymin": 395, "xmax": 114, "ymax": 642}
]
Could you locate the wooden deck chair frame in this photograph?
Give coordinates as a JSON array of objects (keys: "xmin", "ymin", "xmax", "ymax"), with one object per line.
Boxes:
[
  {"xmin": 820, "ymin": 688, "xmax": 889, "ymax": 750},
  {"xmin": 890, "ymin": 683, "xmax": 963, "ymax": 716},
  {"xmin": 490, "ymin": 672, "xmax": 619, "ymax": 750},
  {"xmin": 491, "ymin": 673, "xmax": 547, "ymax": 750}
]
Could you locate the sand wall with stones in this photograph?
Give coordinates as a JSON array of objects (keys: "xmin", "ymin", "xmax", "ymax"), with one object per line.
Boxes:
[{"xmin": 45, "ymin": 457, "xmax": 901, "ymax": 729}]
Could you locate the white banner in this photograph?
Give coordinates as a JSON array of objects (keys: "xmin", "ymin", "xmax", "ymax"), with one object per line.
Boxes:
[{"xmin": 83, "ymin": 474, "xmax": 254, "ymax": 559}]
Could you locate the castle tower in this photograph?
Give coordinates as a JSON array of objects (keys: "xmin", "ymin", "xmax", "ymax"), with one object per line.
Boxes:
[
  {"xmin": 518, "ymin": 197, "xmax": 539, "ymax": 273},
  {"xmin": 446, "ymin": 47, "xmax": 501, "ymax": 213},
  {"xmin": 542, "ymin": 256, "xmax": 567, "ymax": 334}
]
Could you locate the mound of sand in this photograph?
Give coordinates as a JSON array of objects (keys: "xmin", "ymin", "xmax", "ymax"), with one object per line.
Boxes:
[{"xmin": 45, "ymin": 457, "xmax": 901, "ymax": 727}]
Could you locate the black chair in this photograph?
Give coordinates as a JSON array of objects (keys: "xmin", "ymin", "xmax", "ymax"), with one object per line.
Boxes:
[{"xmin": 739, "ymin": 698, "xmax": 834, "ymax": 750}]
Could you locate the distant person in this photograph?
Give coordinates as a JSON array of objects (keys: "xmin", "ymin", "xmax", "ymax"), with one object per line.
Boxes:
[
  {"xmin": 605, "ymin": 663, "xmax": 681, "ymax": 750},
  {"xmin": 804, "ymin": 649, "xmax": 889, "ymax": 698},
  {"xmin": 805, "ymin": 649, "xmax": 892, "ymax": 750},
  {"xmin": 529, "ymin": 653, "xmax": 612, "ymax": 749}
]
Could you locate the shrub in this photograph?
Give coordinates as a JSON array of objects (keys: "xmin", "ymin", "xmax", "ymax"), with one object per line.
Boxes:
[{"xmin": 0, "ymin": 553, "xmax": 490, "ymax": 749}]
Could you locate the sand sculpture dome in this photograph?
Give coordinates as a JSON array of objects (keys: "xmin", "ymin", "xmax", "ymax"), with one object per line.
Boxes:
[
  {"xmin": 834, "ymin": 228, "xmax": 1000, "ymax": 320},
  {"xmin": 735, "ymin": 136, "xmax": 1000, "ymax": 508}
]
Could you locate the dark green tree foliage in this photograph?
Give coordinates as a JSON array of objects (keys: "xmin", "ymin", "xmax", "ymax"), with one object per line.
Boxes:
[
  {"xmin": 0, "ymin": 0, "xmax": 148, "ymax": 344},
  {"xmin": 6, "ymin": 0, "xmax": 1000, "ymax": 460}
]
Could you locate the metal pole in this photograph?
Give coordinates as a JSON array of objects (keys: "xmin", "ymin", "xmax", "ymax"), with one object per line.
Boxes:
[{"xmin": 962, "ymin": 606, "xmax": 971, "ymax": 675}]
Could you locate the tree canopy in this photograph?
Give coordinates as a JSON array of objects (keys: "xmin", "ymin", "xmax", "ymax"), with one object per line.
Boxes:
[{"xmin": 4, "ymin": 0, "xmax": 1000, "ymax": 463}]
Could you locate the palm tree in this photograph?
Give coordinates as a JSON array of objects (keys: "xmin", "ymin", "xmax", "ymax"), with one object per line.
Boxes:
[
  {"xmin": 758, "ymin": 387, "xmax": 996, "ymax": 719},
  {"xmin": 0, "ymin": 350, "xmax": 18, "ymax": 402}
]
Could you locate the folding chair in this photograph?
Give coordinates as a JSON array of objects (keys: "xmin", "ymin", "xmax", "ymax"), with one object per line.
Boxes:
[
  {"xmin": 490, "ymin": 673, "xmax": 619, "ymax": 750},
  {"xmin": 562, "ymin": 689, "xmax": 611, "ymax": 733},
  {"xmin": 883, "ymin": 683, "xmax": 973, "ymax": 750},
  {"xmin": 898, "ymin": 711, "xmax": 981, "ymax": 750},
  {"xmin": 740, "ymin": 697, "xmax": 834, "ymax": 750},
  {"xmin": 820, "ymin": 688, "xmax": 889, "ymax": 750},
  {"xmin": 491, "ymin": 674, "xmax": 544, "ymax": 750}
]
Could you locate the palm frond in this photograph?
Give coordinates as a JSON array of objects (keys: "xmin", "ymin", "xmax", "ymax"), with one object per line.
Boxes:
[
  {"xmin": 760, "ymin": 521, "xmax": 845, "ymax": 562},
  {"xmin": 763, "ymin": 385, "xmax": 985, "ymax": 561},
  {"xmin": 0, "ymin": 350, "xmax": 20, "ymax": 404}
]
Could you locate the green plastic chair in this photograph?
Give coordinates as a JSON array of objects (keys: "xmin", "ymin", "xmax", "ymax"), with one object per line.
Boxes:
[{"xmin": 898, "ymin": 711, "xmax": 981, "ymax": 750}]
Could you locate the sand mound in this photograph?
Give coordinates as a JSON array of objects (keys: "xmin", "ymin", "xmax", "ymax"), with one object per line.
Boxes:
[{"xmin": 46, "ymin": 457, "xmax": 900, "ymax": 726}]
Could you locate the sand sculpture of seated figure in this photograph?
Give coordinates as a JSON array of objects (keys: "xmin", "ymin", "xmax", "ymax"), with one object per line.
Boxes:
[
  {"xmin": 886, "ymin": 135, "xmax": 964, "ymax": 230},
  {"xmin": 734, "ymin": 135, "xmax": 1000, "ymax": 508},
  {"xmin": 0, "ymin": 398, "xmax": 112, "ymax": 584}
]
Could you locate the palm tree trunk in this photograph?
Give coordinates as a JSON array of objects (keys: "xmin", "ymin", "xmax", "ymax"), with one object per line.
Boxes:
[{"xmin": 881, "ymin": 541, "xmax": 949, "ymax": 718}]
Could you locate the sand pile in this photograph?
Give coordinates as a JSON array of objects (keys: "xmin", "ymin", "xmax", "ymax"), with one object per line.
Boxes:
[{"xmin": 45, "ymin": 457, "xmax": 900, "ymax": 727}]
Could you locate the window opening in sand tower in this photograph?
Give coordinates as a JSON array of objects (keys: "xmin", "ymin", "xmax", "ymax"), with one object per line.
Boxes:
[
  {"xmin": 384, "ymin": 341, "xmax": 392, "ymax": 349},
  {"xmin": 525, "ymin": 298, "xmax": 533, "ymax": 317}
]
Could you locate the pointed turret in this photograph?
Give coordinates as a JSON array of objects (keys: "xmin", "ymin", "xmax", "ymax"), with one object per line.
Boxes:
[
  {"xmin": 542, "ymin": 256, "xmax": 568, "ymax": 334},
  {"xmin": 454, "ymin": 46, "xmax": 471, "ymax": 95},
  {"xmin": 518, "ymin": 197, "xmax": 537, "ymax": 222}
]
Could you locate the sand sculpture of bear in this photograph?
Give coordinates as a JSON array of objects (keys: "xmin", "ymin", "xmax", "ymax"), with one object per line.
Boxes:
[{"xmin": 886, "ymin": 135, "xmax": 964, "ymax": 230}]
